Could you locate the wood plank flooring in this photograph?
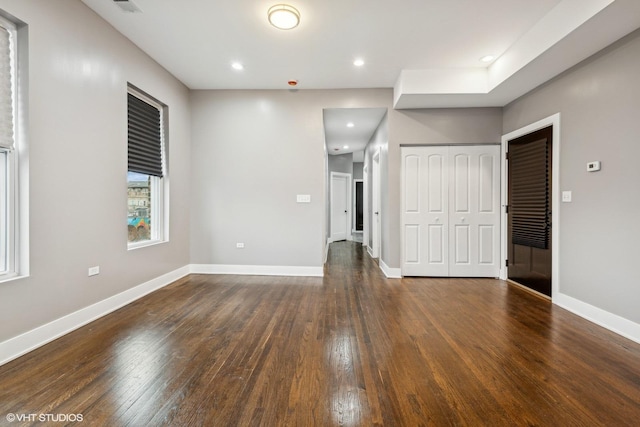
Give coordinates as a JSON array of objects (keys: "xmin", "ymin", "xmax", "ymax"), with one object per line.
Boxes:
[{"xmin": 1, "ymin": 241, "xmax": 640, "ymax": 426}]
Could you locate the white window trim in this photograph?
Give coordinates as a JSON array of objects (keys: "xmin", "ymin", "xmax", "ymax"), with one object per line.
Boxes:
[
  {"xmin": 127, "ymin": 85, "xmax": 168, "ymax": 250},
  {"xmin": 0, "ymin": 14, "xmax": 27, "ymax": 283}
]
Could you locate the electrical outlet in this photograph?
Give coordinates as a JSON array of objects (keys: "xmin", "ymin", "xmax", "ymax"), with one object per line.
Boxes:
[
  {"xmin": 236, "ymin": 243, "xmax": 245, "ymax": 249},
  {"xmin": 88, "ymin": 266, "xmax": 100, "ymax": 276}
]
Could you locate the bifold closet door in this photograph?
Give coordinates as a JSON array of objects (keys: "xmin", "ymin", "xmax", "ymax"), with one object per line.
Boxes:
[
  {"xmin": 448, "ymin": 146, "xmax": 501, "ymax": 277},
  {"xmin": 401, "ymin": 146, "xmax": 500, "ymax": 277},
  {"xmin": 401, "ymin": 147, "xmax": 449, "ymax": 276}
]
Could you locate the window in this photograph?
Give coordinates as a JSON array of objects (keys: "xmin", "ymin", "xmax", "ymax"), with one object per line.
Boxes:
[
  {"xmin": 127, "ymin": 86, "xmax": 167, "ymax": 248},
  {"xmin": 0, "ymin": 14, "xmax": 22, "ymax": 281}
]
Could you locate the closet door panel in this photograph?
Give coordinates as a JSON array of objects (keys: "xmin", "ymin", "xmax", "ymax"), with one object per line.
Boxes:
[
  {"xmin": 401, "ymin": 147, "xmax": 448, "ymax": 276},
  {"xmin": 449, "ymin": 146, "xmax": 501, "ymax": 277}
]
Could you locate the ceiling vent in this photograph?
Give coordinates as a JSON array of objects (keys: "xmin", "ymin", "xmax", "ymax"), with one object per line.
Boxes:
[{"xmin": 113, "ymin": 0, "xmax": 142, "ymax": 13}]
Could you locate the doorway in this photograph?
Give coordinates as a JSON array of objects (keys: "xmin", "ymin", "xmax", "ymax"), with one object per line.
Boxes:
[
  {"xmin": 353, "ymin": 180, "xmax": 363, "ymax": 232},
  {"xmin": 507, "ymin": 126, "xmax": 552, "ymax": 296},
  {"xmin": 322, "ymin": 107, "xmax": 387, "ymax": 260},
  {"xmin": 501, "ymin": 113, "xmax": 560, "ymax": 299},
  {"xmin": 330, "ymin": 172, "xmax": 351, "ymax": 242}
]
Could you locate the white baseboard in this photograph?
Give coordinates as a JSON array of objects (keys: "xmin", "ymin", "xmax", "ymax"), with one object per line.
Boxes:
[
  {"xmin": 190, "ymin": 264, "xmax": 324, "ymax": 277},
  {"xmin": 554, "ymin": 292, "xmax": 640, "ymax": 345},
  {"xmin": 367, "ymin": 246, "xmax": 374, "ymax": 258},
  {"xmin": 0, "ymin": 266, "xmax": 190, "ymax": 367},
  {"xmin": 380, "ymin": 259, "xmax": 402, "ymax": 279}
]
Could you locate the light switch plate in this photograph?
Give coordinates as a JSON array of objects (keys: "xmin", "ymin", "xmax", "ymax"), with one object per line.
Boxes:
[
  {"xmin": 562, "ymin": 191, "xmax": 572, "ymax": 202},
  {"xmin": 296, "ymin": 194, "xmax": 311, "ymax": 203}
]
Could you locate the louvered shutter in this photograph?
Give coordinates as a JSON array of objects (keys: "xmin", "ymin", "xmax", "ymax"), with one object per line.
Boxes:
[
  {"xmin": 509, "ymin": 136, "xmax": 550, "ymax": 249},
  {"xmin": 127, "ymin": 93, "xmax": 163, "ymax": 177}
]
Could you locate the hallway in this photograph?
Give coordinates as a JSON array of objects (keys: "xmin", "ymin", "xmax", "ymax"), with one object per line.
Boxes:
[{"xmin": 0, "ymin": 241, "xmax": 639, "ymax": 425}]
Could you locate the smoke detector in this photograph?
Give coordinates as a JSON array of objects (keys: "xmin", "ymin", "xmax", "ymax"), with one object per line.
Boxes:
[{"xmin": 113, "ymin": 0, "xmax": 142, "ymax": 13}]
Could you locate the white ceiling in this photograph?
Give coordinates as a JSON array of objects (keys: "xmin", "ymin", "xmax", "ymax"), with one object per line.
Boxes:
[
  {"xmin": 81, "ymin": 0, "xmax": 640, "ymax": 151},
  {"xmin": 82, "ymin": 0, "xmax": 563, "ymax": 90},
  {"xmin": 323, "ymin": 108, "xmax": 387, "ymax": 156}
]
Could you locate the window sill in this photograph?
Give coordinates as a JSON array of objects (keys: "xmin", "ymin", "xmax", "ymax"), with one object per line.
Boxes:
[
  {"xmin": 0, "ymin": 272, "xmax": 29, "ymax": 284},
  {"xmin": 127, "ymin": 239, "xmax": 168, "ymax": 251}
]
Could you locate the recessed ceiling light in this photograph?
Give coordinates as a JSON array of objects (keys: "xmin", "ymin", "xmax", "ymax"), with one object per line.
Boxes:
[
  {"xmin": 480, "ymin": 55, "xmax": 495, "ymax": 63},
  {"xmin": 353, "ymin": 59, "xmax": 365, "ymax": 67},
  {"xmin": 231, "ymin": 62, "xmax": 244, "ymax": 70},
  {"xmin": 343, "ymin": 145, "xmax": 349, "ymax": 149},
  {"xmin": 347, "ymin": 122, "xmax": 354, "ymax": 128},
  {"xmin": 268, "ymin": 4, "xmax": 300, "ymax": 30}
]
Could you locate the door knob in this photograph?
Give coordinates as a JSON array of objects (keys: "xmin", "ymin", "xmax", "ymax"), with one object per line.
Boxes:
[
  {"xmin": 374, "ymin": 211, "xmax": 379, "ymax": 215},
  {"xmin": 435, "ymin": 217, "xmax": 440, "ymax": 222},
  {"xmin": 461, "ymin": 217, "xmax": 466, "ymax": 222},
  {"xmin": 344, "ymin": 210, "xmax": 347, "ymax": 213}
]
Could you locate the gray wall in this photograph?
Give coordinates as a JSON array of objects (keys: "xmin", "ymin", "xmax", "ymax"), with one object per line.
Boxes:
[
  {"xmin": 364, "ymin": 113, "xmax": 389, "ymax": 253},
  {"xmin": 190, "ymin": 89, "xmax": 392, "ymax": 268},
  {"xmin": 503, "ymin": 29, "xmax": 640, "ymax": 324},
  {"xmin": 328, "ymin": 153, "xmax": 354, "ymax": 175},
  {"xmin": 0, "ymin": 0, "xmax": 191, "ymax": 341},
  {"xmin": 353, "ymin": 163, "xmax": 363, "ymax": 180}
]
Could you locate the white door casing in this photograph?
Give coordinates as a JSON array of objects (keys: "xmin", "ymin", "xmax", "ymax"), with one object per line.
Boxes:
[
  {"xmin": 363, "ymin": 165, "xmax": 369, "ymax": 248},
  {"xmin": 353, "ymin": 179, "xmax": 363, "ymax": 233},
  {"xmin": 371, "ymin": 150, "xmax": 381, "ymax": 258},
  {"xmin": 401, "ymin": 145, "xmax": 500, "ymax": 277},
  {"xmin": 330, "ymin": 172, "xmax": 351, "ymax": 242}
]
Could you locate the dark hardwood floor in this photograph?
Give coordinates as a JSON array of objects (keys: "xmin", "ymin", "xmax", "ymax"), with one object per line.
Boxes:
[{"xmin": 1, "ymin": 241, "xmax": 639, "ymax": 426}]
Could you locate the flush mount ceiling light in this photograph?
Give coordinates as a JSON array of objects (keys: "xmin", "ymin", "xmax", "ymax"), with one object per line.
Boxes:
[
  {"xmin": 353, "ymin": 59, "xmax": 365, "ymax": 67},
  {"xmin": 268, "ymin": 4, "xmax": 300, "ymax": 30},
  {"xmin": 347, "ymin": 122, "xmax": 355, "ymax": 128},
  {"xmin": 480, "ymin": 55, "xmax": 495, "ymax": 63},
  {"xmin": 231, "ymin": 62, "xmax": 244, "ymax": 70}
]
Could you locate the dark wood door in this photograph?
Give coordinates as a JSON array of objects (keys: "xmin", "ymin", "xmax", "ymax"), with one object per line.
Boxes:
[{"xmin": 507, "ymin": 126, "xmax": 552, "ymax": 296}]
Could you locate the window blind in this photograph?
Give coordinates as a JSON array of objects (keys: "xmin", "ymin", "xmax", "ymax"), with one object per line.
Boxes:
[
  {"xmin": 127, "ymin": 93, "xmax": 163, "ymax": 177},
  {"xmin": 0, "ymin": 25, "xmax": 14, "ymax": 151},
  {"xmin": 509, "ymin": 136, "xmax": 550, "ymax": 249}
]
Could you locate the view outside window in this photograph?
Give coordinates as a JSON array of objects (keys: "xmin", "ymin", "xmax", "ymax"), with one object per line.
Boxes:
[{"xmin": 127, "ymin": 171, "xmax": 151, "ymax": 242}]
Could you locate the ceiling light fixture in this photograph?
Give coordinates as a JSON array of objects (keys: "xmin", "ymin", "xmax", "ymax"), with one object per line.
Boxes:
[
  {"xmin": 347, "ymin": 122, "xmax": 354, "ymax": 128},
  {"xmin": 353, "ymin": 59, "xmax": 365, "ymax": 67},
  {"xmin": 231, "ymin": 62, "xmax": 244, "ymax": 70},
  {"xmin": 480, "ymin": 55, "xmax": 495, "ymax": 63},
  {"xmin": 343, "ymin": 145, "xmax": 349, "ymax": 149},
  {"xmin": 268, "ymin": 4, "xmax": 300, "ymax": 30}
]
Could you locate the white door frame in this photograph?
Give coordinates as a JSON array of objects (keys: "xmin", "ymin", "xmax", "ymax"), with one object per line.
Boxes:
[
  {"xmin": 329, "ymin": 171, "xmax": 352, "ymax": 243},
  {"xmin": 371, "ymin": 149, "xmax": 381, "ymax": 258},
  {"xmin": 352, "ymin": 179, "xmax": 363, "ymax": 233},
  {"xmin": 500, "ymin": 113, "xmax": 560, "ymax": 299},
  {"xmin": 363, "ymin": 165, "xmax": 369, "ymax": 248}
]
